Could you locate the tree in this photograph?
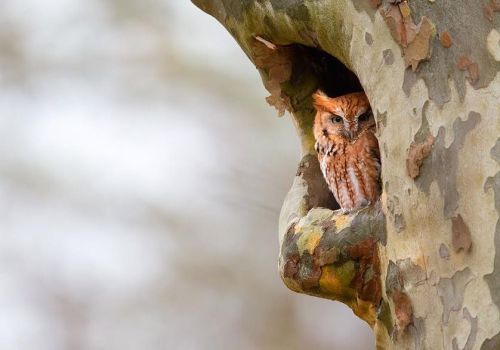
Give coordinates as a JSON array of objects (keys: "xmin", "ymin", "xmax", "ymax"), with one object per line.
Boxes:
[{"xmin": 191, "ymin": 0, "xmax": 500, "ymax": 348}]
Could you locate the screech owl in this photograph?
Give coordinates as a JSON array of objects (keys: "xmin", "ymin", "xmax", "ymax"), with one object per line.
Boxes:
[{"xmin": 312, "ymin": 90, "xmax": 381, "ymax": 212}]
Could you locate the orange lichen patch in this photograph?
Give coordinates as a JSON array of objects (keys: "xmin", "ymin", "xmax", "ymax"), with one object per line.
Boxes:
[
  {"xmin": 251, "ymin": 37, "xmax": 292, "ymax": 116},
  {"xmin": 440, "ymin": 31, "xmax": 453, "ymax": 48},
  {"xmin": 406, "ymin": 134, "xmax": 435, "ymax": 179},
  {"xmin": 451, "ymin": 214, "xmax": 472, "ymax": 252},
  {"xmin": 457, "ymin": 55, "xmax": 480, "ymax": 85}
]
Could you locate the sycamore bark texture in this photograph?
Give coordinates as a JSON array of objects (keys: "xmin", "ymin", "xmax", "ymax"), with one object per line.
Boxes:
[{"xmin": 192, "ymin": 0, "xmax": 500, "ymax": 349}]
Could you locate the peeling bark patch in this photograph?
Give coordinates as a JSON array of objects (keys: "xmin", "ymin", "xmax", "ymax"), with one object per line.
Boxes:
[
  {"xmin": 439, "ymin": 243, "xmax": 450, "ymax": 260},
  {"xmin": 483, "ymin": 0, "xmax": 500, "ymax": 21},
  {"xmin": 404, "ymin": 17, "xmax": 434, "ymax": 71},
  {"xmin": 393, "ymin": 290, "xmax": 413, "ymax": 332},
  {"xmin": 413, "ymin": 102, "xmax": 430, "ymax": 142},
  {"xmin": 383, "ymin": 49, "xmax": 395, "ymax": 65},
  {"xmin": 365, "ymin": 32, "xmax": 374, "ymax": 45},
  {"xmin": 457, "ymin": 55, "xmax": 480, "ymax": 85},
  {"xmin": 451, "ymin": 214, "xmax": 473, "ymax": 253},
  {"xmin": 416, "ymin": 112, "xmax": 481, "ymax": 218},
  {"xmin": 251, "ymin": 38, "xmax": 292, "ymax": 116},
  {"xmin": 347, "ymin": 237, "xmax": 382, "ymax": 304},
  {"xmin": 436, "ymin": 268, "xmax": 474, "ymax": 324},
  {"xmin": 381, "ymin": 4, "xmax": 435, "ymax": 70},
  {"xmin": 440, "ymin": 31, "xmax": 453, "ymax": 48},
  {"xmin": 255, "ymin": 35, "xmax": 277, "ymax": 50},
  {"xmin": 406, "ymin": 134, "xmax": 434, "ymax": 179},
  {"xmin": 385, "ymin": 261, "xmax": 415, "ymax": 335}
]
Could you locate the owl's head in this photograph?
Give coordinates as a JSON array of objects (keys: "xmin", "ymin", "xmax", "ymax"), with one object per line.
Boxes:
[{"xmin": 312, "ymin": 90, "xmax": 374, "ymax": 142}]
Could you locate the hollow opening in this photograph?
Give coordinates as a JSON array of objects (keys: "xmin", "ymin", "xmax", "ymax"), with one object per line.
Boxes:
[
  {"xmin": 282, "ymin": 44, "xmax": 378, "ymax": 212},
  {"xmin": 288, "ymin": 45, "xmax": 363, "ymax": 98}
]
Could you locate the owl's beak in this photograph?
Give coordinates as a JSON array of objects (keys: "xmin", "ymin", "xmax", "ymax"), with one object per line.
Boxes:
[{"xmin": 344, "ymin": 122, "xmax": 358, "ymax": 139}]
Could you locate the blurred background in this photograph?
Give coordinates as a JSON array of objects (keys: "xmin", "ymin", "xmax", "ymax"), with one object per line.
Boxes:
[{"xmin": 0, "ymin": 1, "xmax": 373, "ymax": 349}]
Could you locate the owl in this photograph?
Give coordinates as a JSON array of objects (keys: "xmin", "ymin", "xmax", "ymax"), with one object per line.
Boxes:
[{"xmin": 312, "ymin": 90, "xmax": 381, "ymax": 212}]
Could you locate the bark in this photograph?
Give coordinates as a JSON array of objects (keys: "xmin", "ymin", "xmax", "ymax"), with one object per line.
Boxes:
[{"xmin": 192, "ymin": 0, "xmax": 500, "ymax": 349}]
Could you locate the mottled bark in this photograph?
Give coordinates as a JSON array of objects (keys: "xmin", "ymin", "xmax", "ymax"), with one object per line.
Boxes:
[{"xmin": 193, "ymin": 0, "xmax": 500, "ymax": 349}]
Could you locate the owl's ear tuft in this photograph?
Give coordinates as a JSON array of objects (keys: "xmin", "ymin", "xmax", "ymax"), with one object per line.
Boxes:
[{"xmin": 312, "ymin": 90, "xmax": 331, "ymax": 111}]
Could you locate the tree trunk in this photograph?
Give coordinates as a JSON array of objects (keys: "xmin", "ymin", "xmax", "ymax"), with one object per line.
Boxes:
[{"xmin": 192, "ymin": 0, "xmax": 500, "ymax": 348}]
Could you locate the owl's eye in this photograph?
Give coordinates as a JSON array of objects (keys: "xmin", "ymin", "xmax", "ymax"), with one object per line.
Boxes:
[
  {"xmin": 331, "ymin": 116, "xmax": 343, "ymax": 123},
  {"xmin": 358, "ymin": 111, "xmax": 371, "ymax": 122}
]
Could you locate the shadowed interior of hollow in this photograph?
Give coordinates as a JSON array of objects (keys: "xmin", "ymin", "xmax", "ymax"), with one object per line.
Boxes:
[{"xmin": 287, "ymin": 44, "xmax": 363, "ymax": 99}]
